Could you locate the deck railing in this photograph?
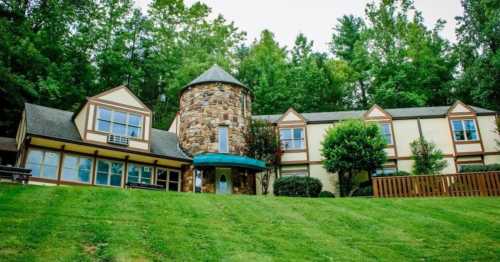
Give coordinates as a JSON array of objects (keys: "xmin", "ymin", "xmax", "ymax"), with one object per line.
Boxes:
[{"xmin": 372, "ymin": 172, "xmax": 500, "ymax": 198}]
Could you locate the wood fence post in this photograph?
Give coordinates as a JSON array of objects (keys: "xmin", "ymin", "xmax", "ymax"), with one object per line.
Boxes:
[
  {"xmin": 372, "ymin": 178, "xmax": 379, "ymax": 198},
  {"xmin": 478, "ymin": 172, "xmax": 487, "ymax": 196}
]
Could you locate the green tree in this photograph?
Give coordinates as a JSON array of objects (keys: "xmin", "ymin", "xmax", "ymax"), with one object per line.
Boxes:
[
  {"xmin": 454, "ymin": 0, "xmax": 500, "ymax": 111},
  {"xmin": 244, "ymin": 119, "xmax": 281, "ymax": 195},
  {"xmin": 237, "ymin": 30, "xmax": 289, "ymax": 115},
  {"xmin": 365, "ymin": 0, "xmax": 457, "ymax": 108},
  {"xmin": 410, "ymin": 137, "xmax": 447, "ymax": 175},
  {"xmin": 321, "ymin": 120, "xmax": 387, "ymax": 197}
]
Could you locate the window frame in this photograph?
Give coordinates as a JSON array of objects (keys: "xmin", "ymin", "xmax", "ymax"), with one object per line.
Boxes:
[
  {"xmin": 279, "ymin": 127, "xmax": 305, "ymax": 150},
  {"xmin": 127, "ymin": 163, "xmax": 153, "ymax": 185},
  {"xmin": 95, "ymin": 106, "xmax": 144, "ymax": 139},
  {"xmin": 25, "ymin": 149, "xmax": 60, "ymax": 180},
  {"xmin": 450, "ymin": 119, "xmax": 479, "ymax": 142},
  {"xmin": 218, "ymin": 126, "xmax": 229, "ymax": 153},
  {"xmin": 156, "ymin": 168, "xmax": 181, "ymax": 192},
  {"xmin": 379, "ymin": 122, "xmax": 394, "ymax": 146},
  {"xmin": 61, "ymin": 154, "xmax": 93, "ymax": 184},
  {"xmin": 95, "ymin": 159, "xmax": 124, "ymax": 187}
]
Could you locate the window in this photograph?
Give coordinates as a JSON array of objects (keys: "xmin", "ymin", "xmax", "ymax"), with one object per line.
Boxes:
[
  {"xmin": 379, "ymin": 123, "xmax": 393, "ymax": 145},
  {"xmin": 372, "ymin": 167, "xmax": 397, "ymax": 177},
  {"xmin": 451, "ymin": 119, "xmax": 478, "ymax": 141},
  {"xmin": 240, "ymin": 94, "xmax": 246, "ymax": 117},
  {"xmin": 280, "ymin": 128, "xmax": 305, "ymax": 150},
  {"xmin": 281, "ymin": 170, "xmax": 308, "ymax": 177},
  {"xmin": 194, "ymin": 169, "xmax": 202, "ymax": 193},
  {"xmin": 127, "ymin": 163, "xmax": 153, "ymax": 184},
  {"xmin": 95, "ymin": 159, "xmax": 123, "ymax": 187},
  {"xmin": 62, "ymin": 154, "xmax": 92, "ymax": 183},
  {"xmin": 26, "ymin": 149, "xmax": 60, "ymax": 179},
  {"xmin": 157, "ymin": 168, "xmax": 181, "ymax": 192},
  {"xmin": 218, "ymin": 126, "xmax": 229, "ymax": 153},
  {"xmin": 96, "ymin": 107, "xmax": 143, "ymax": 138}
]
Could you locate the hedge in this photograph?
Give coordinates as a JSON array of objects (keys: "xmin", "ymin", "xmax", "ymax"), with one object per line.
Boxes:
[
  {"xmin": 273, "ymin": 176, "xmax": 322, "ymax": 197},
  {"xmin": 319, "ymin": 191, "xmax": 335, "ymax": 198},
  {"xmin": 459, "ymin": 164, "xmax": 500, "ymax": 173}
]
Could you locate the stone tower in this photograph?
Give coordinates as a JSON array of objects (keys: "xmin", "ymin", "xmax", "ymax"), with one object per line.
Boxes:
[{"xmin": 178, "ymin": 65, "xmax": 252, "ymax": 156}]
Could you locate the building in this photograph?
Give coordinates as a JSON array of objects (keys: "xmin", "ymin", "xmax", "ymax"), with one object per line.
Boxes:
[{"xmin": 11, "ymin": 65, "xmax": 500, "ymax": 195}]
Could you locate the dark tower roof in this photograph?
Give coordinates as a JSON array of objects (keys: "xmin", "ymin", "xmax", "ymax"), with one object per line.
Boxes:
[{"xmin": 181, "ymin": 64, "xmax": 248, "ymax": 93}]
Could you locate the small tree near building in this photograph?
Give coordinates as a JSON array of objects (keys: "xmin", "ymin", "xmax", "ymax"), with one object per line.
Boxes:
[
  {"xmin": 410, "ymin": 137, "xmax": 447, "ymax": 175},
  {"xmin": 244, "ymin": 119, "xmax": 281, "ymax": 195},
  {"xmin": 321, "ymin": 119, "xmax": 387, "ymax": 197}
]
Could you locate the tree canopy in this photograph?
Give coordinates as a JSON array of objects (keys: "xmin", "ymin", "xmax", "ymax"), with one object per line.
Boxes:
[{"xmin": 0, "ymin": 0, "xmax": 497, "ymax": 137}]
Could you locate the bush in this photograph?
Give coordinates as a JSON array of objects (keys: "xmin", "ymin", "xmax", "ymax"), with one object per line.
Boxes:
[
  {"xmin": 273, "ymin": 176, "xmax": 322, "ymax": 197},
  {"xmin": 459, "ymin": 164, "xmax": 500, "ymax": 173},
  {"xmin": 319, "ymin": 191, "xmax": 335, "ymax": 198}
]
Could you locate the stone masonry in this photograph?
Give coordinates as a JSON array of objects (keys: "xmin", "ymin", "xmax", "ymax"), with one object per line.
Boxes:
[{"xmin": 179, "ymin": 82, "xmax": 252, "ymax": 156}]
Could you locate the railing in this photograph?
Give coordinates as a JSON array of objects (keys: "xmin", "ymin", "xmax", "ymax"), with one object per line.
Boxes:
[{"xmin": 372, "ymin": 172, "xmax": 500, "ymax": 198}]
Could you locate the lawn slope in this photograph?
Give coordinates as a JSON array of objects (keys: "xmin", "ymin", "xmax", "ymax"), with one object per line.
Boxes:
[{"xmin": 0, "ymin": 183, "xmax": 499, "ymax": 261}]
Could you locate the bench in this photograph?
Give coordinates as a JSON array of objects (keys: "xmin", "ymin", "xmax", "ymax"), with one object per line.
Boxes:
[
  {"xmin": 126, "ymin": 182, "xmax": 165, "ymax": 191},
  {"xmin": 0, "ymin": 165, "xmax": 32, "ymax": 184}
]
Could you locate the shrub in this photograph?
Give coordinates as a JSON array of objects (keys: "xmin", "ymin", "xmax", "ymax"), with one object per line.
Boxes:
[
  {"xmin": 319, "ymin": 191, "xmax": 335, "ymax": 198},
  {"xmin": 273, "ymin": 176, "xmax": 322, "ymax": 197},
  {"xmin": 459, "ymin": 164, "xmax": 500, "ymax": 173},
  {"xmin": 375, "ymin": 171, "xmax": 411, "ymax": 177},
  {"xmin": 352, "ymin": 185, "xmax": 373, "ymax": 197}
]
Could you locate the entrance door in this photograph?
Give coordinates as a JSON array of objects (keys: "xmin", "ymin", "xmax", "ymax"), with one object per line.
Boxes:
[{"xmin": 216, "ymin": 168, "xmax": 232, "ymax": 194}]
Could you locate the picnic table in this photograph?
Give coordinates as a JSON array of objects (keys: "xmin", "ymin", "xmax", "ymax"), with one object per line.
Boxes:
[
  {"xmin": 126, "ymin": 182, "xmax": 164, "ymax": 191},
  {"xmin": 0, "ymin": 165, "xmax": 32, "ymax": 184}
]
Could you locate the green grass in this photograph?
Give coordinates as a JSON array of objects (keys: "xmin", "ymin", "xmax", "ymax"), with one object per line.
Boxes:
[{"xmin": 0, "ymin": 184, "xmax": 499, "ymax": 261}]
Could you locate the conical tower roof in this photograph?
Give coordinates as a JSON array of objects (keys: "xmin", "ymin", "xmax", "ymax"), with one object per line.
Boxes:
[{"xmin": 182, "ymin": 64, "xmax": 248, "ymax": 92}]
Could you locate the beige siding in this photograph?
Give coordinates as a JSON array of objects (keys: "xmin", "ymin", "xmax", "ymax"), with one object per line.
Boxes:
[
  {"xmin": 393, "ymin": 119, "xmax": 420, "ymax": 157},
  {"xmin": 384, "ymin": 147, "xmax": 396, "ymax": 158},
  {"xmin": 98, "ymin": 87, "xmax": 145, "ymax": 109},
  {"xmin": 485, "ymin": 155, "xmax": 500, "ymax": 165},
  {"xmin": 87, "ymin": 104, "xmax": 95, "ymax": 130},
  {"xmin": 168, "ymin": 114, "xmax": 179, "ymax": 134},
  {"xmin": 129, "ymin": 140, "xmax": 149, "ymax": 151},
  {"xmin": 74, "ymin": 103, "xmax": 88, "ymax": 139},
  {"xmin": 281, "ymin": 152, "xmax": 307, "ymax": 162},
  {"xmin": 281, "ymin": 111, "xmax": 302, "ymax": 122},
  {"xmin": 309, "ymin": 164, "xmax": 338, "ymax": 194},
  {"xmin": 397, "ymin": 160, "xmax": 414, "ymax": 173},
  {"xmin": 306, "ymin": 123, "xmax": 333, "ymax": 162},
  {"xmin": 477, "ymin": 115, "xmax": 499, "ymax": 153},
  {"xmin": 420, "ymin": 118, "xmax": 454, "ymax": 155},
  {"xmin": 456, "ymin": 143, "xmax": 482, "ymax": 153},
  {"xmin": 86, "ymin": 132, "xmax": 107, "ymax": 143},
  {"xmin": 144, "ymin": 115, "xmax": 151, "ymax": 141}
]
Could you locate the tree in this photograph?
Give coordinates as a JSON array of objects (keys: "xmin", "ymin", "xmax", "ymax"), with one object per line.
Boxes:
[
  {"xmin": 244, "ymin": 119, "xmax": 281, "ymax": 195},
  {"xmin": 454, "ymin": 0, "xmax": 500, "ymax": 111},
  {"xmin": 410, "ymin": 137, "xmax": 447, "ymax": 175},
  {"xmin": 321, "ymin": 120, "xmax": 387, "ymax": 197}
]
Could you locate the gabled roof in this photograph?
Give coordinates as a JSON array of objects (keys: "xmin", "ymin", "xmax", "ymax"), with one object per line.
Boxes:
[
  {"xmin": 24, "ymin": 103, "xmax": 190, "ymax": 161},
  {"xmin": 253, "ymin": 105, "xmax": 497, "ymax": 124},
  {"xmin": 182, "ymin": 64, "xmax": 247, "ymax": 92}
]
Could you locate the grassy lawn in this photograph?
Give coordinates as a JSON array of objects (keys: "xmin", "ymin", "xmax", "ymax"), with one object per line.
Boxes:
[{"xmin": 0, "ymin": 184, "xmax": 499, "ymax": 261}]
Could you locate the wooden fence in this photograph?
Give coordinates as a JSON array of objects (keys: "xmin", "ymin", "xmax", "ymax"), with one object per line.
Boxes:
[{"xmin": 372, "ymin": 172, "xmax": 500, "ymax": 198}]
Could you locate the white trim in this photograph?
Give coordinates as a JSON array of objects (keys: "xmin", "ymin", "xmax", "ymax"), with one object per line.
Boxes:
[{"xmin": 95, "ymin": 106, "xmax": 144, "ymax": 138}]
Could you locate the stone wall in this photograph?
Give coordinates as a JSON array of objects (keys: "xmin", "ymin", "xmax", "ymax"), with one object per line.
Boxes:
[{"xmin": 179, "ymin": 83, "xmax": 252, "ymax": 156}]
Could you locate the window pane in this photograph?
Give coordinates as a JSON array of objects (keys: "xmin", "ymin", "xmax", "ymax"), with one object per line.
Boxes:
[
  {"xmin": 27, "ymin": 150, "xmax": 43, "ymax": 165},
  {"xmin": 464, "ymin": 120, "xmax": 478, "ymax": 140},
  {"xmin": 128, "ymin": 126, "xmax": 141, "ymax": 138},
  {"xmin": 168, "ymin": 182, "xmax": 178, "ymax": 191},
  {"xmin": 96, "ymin": 173, "xmax": 108, "ymax": 185},
  {"xmin": 110, "ymin": 175, "xmax": 121, "ymax": 186},
  {"xmin": 142, "ymin": 178, "xmax": 151, "ymax": 184},
  {"xmin": 97, "ymin": 120, "xmax": 110, "ymax": 132},
  {"xmin": 454, "ymin": 130, "xmax": 465, "ymax": 141},
  {"xmin": 169, "ymin": 171, "xmax": 179, "ymax": 182},
  {"xmin": 80, "ymin": 158, "xmax": 92, "ymax": 171},
  {"xmin": 157, "ymin": 169, "xmax": 167, "ymax": 181},
  {"xmin": 62, "ymin": 167, "xmax": 78, "ymax": 181},
  {"xmin": 112, "ymin": 123, "xmax": 126, "ymax": 136},
  {"xmin": 142, "ymin": 167, "xmax": 152, "ymax": 179},
  {"xmin": 43, "ymin": 165, "xmax": 58, "ymax": 179},
  {"xmin": 293, "ymin": 128, "xmax": 303, "ymax": 140},
  {"xmin": 128, "ymin": 175, "xmax": 139, "ymax": 183},
  {"xmin": 27, "ymin": 163, "xmax": 41, "ymax": 177},
  {"xmin": 44, "ymin": 152, "xmax": 59, "ymax": 166},
  {"xmin": 98, "ymin": 108, "xmax": 112, "ymax": 121},
  {"xmin": 111, "ymin": 163, "xmax": 123, "ymax": 175},
  {"xmin": 113, "ymin": 111, "xmax": 127, "ymax": 124},
  {"xmin": 63, "ymin": 156, "xmax": 78, "ymax": 168},
  {"xmin": 452, "ymin": 120, "xmax": 463, "ymax": 131},
  {"xmin": 97, "ymin": 160, "xmax": 109, "ymax": 172},
  {"xmin": 280, "ymin": 129, "xmax": 292, "ymax": 140},
  {"xmin": 78, "ymin": 168, "xmax": 90, "ymax": 183},
  {"xmin": 128, "ymin": 114, "xmax": 142, "ymax": 127},
  {"xmin": 218, "ymin": 127, "xmax": 228, "ymax": 153}
]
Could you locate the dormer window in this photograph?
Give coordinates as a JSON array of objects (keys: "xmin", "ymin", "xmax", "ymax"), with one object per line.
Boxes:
[
  {"xmin": 379, "ymin": 123, "xmax": 393, "ymax": 145},
  {"xmin": 96, "ymin": 107, "xmax": 143, "ymax": 138},
  {"xmin": 451, "ymin": 119, "xmax": 478, "ymax": 141}
]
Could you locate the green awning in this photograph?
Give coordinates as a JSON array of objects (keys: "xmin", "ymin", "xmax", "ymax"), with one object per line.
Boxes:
[{"xmin": 193, "ymin": 153, "xmax": 266, "ymax": 171}]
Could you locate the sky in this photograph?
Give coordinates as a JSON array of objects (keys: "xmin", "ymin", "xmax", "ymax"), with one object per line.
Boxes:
[{"xmin": 134, "ymin": 0, "xmax": 463, "ymax": 52}]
